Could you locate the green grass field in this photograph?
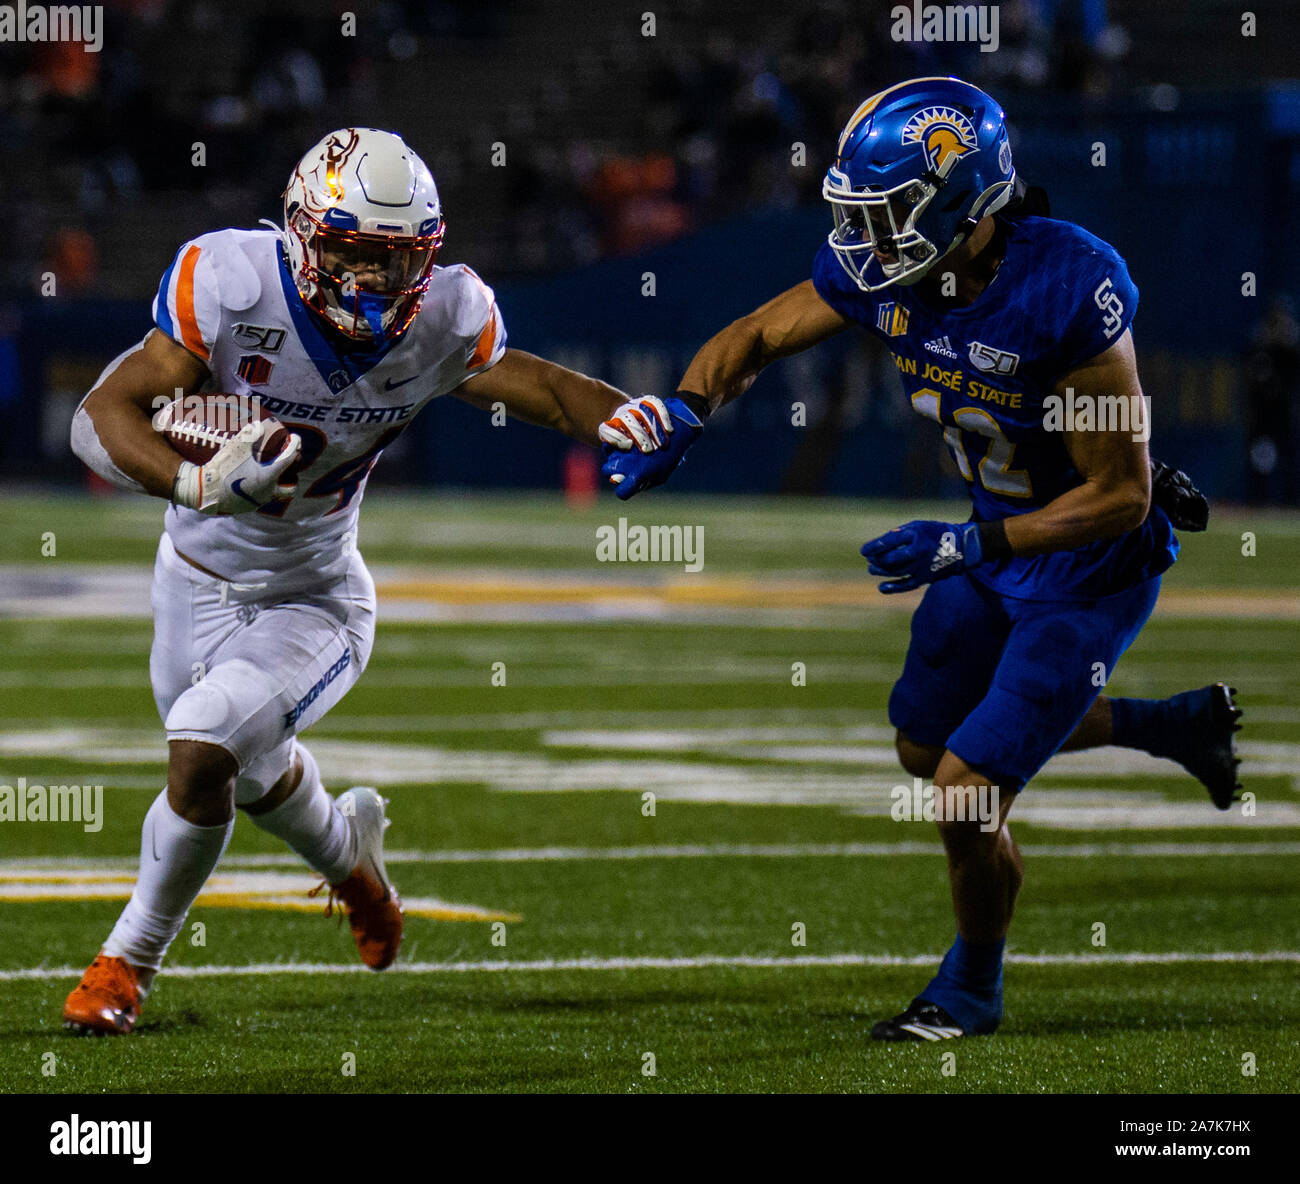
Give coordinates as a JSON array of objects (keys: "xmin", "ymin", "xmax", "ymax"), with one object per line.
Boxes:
[{"xmin": 0, "ymin": 491, "xmax": 1297, "ymax": 1093}]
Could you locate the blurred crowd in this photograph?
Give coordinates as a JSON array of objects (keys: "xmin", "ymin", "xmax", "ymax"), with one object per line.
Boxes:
[
  {"xmin": 1, "ymin": 0, "xmax": 1127, "ymax": 292},
  {"xmin": 3, "ymin": 0, "xmax": 1296, "ymax": 503},
  {"xmin": 1244, "ymin": 297, "xmax": 1300, "ymax": 504}
]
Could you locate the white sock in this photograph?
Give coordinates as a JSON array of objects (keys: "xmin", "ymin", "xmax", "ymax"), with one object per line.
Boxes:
[
  {"xmin": 247, "ymin": 742, "xmax": 357, "ymax": 884},
  {"xmin": 103, "ymin": 790, "xmax": 233, "ymax": 984}
]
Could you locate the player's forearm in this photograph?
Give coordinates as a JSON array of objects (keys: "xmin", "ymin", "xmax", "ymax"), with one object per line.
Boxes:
[
  {"xmin": 73, "ymin": 330, "xmax": 208, "ymax": 499},
  {"xmin": 678, "ymin": 316, "xmax": 768, "ymax": 412},
  {"xmin": 679, "ymin": 283, "xmax": 849, "ymax": 412},
  {"xmin": 77, "ymin": 392, "xmax": 183, "ymax": 499},
  {"xmin": 464, "ymin": 350, "xmax": 628, "ymax": 444},
  {"xmin": 1000, "ymin": 477, "xmax": 1151, "ymax": 557},
  {"xmin": 542, "ymin": 366, "xmax": 629, "ymax": 444}
]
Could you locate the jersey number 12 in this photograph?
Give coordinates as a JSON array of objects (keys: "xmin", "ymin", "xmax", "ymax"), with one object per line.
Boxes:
[{"xmin": 911, "ymin": 387, "xmax": 1033, "ymax": 499}]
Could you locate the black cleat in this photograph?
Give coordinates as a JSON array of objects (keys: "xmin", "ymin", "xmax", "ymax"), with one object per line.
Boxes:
[
  {"xmin": 871, "ymin": 998, "xmax": 970, "ymax": 1041},
  {"xmin": 1169, "ymin": 683, "xmax": 1243, "ymax": 810}
]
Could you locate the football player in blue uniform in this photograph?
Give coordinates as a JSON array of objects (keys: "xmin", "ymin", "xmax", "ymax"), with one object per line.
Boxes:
[{"xmin": 597, "ymin": 77, "xmax": 1242, "ymax": 1040}]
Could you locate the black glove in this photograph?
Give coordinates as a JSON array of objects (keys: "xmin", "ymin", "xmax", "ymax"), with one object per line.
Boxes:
[{"xmin": 1150, "ymin": 458, "xmax": 1209, "ymax": 532}]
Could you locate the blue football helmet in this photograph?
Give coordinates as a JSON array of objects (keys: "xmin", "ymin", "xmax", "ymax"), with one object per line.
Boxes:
[{"xmin": 823, "ymin": 77, "xmax": 1016, "ymax": 292}]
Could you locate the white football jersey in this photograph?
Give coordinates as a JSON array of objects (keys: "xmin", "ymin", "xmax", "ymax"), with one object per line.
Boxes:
[{"xmin": 151, "ymin": 227, "xmax": 506, "ymax": 593}]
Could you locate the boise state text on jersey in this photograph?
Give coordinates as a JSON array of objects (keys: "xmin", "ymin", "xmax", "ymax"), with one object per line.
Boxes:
[
  {"xmin": 147, "ymin": 226, "xmax": 507, "ymax": 594},
  {"xmin": 812, "ymin": 211, "xmax": 1178, "ymax": 602}
]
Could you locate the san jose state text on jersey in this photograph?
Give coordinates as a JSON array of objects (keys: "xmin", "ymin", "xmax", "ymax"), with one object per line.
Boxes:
[{"xmin": 812, "ymin": 211, "xmax": 1177, "ymax": 601}]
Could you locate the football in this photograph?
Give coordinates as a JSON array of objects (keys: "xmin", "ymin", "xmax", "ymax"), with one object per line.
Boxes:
[{"xmin": 153, "ymin": 392, "xmax": 291, "ymax": 465}]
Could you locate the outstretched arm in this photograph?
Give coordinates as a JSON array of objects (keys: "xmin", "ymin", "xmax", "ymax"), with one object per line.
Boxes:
[
  {"xmin": 598, "ymin": 281, "xmax": 851, "ymax": 498},
  {"xmin": 454, "ymin": 348, "xmax": 628, "ymax": 444},
  {"xmin": 677, "ymin": 280, "xmax": 852, "ymax": 413}
]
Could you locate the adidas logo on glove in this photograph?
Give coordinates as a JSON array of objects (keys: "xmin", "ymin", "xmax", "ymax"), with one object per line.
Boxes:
[{"xmin": 929, "ymin": 531, "xmax": 964, "ymax": 573}]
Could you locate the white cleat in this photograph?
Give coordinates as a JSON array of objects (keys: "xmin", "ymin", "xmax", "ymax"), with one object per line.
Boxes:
[{"xmin": 312, "ymin": 787, "xmax": 403, "ymax": 970}]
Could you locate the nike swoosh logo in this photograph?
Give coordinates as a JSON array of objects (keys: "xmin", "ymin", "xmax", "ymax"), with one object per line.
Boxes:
[
  {"xmin": 383, "ymin": 374, "xmax": 419, "ymax": 390},
  {"xmin": 368, "ymin": 855, "xmax": 392, "ymax": 903},
  {"xmin": 230, "ymin": 478, "xmax": 261, "ymax": 508}
]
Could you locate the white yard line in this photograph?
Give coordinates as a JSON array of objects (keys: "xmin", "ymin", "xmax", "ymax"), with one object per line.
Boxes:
[
  {"xmin": 5, "ymin": 562, "xmax": 1300, "ymax": 621},
  {"xmin": 3, "ymin": 840, "xmax": 1298, "ymax": 872},
  {"xmin": 325, "ymin": 840, "xmax": 1300, "ymax": 862},
  {"xmin": 3, "ymin": 950, "xmax": 1297, "ymax": 981},
  {"xmin": 2, "ymin": 729, "xmax": 1297, "ymax": 829}
]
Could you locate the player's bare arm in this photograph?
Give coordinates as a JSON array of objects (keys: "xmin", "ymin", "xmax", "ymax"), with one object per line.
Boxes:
[
  {"xmin": 453, "ymin": 346, "xmax": 629, "ymax": 443},
  {"xmin": 598, "ymin": 281, "xmax": 850, "ymax": 497},
  {"xmin": 1001, "ymin": 328, "xmax": 1152, "ymax": 556},
  {"xmin": 677, "ymin": 280, "xmax": 852, "ymax": 412},
  {"xmin": 74, "ymin": 327, "xmax": 302, "ymax": 515},
  {"xmin": 76, "ymin": 329, "xmax": 208, "ymax": 497}
]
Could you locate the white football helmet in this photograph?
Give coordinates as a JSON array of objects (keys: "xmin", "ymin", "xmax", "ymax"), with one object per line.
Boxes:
[{"xmin": 283, "ymin": 127, "xmax": 445, "ymax": 342}]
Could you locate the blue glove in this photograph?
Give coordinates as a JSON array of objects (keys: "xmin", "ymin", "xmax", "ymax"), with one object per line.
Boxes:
[
  {"xmin": 860, "ymin": 520, "xmax": 985, "ymax": 594},
  {"xmin": 599, "ymin": 395, "xmax": 703, "ymax": 501}
]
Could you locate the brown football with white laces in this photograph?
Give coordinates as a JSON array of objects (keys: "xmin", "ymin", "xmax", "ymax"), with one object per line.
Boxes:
[{"xmin": 153, "ymin": 392, "xmax": 290, "ymax": 465}]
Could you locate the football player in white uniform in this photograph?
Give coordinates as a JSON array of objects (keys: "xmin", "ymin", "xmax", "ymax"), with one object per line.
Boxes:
[{"xmin": 64, "ymin": 127, "xmax": 658, "ymax": 1033}]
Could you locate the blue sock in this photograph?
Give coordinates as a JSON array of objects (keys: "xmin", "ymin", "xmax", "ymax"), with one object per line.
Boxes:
[
  {"xmin": 920, "ymin": 935, "xmax": 1005, "ymax": 1034},
  {"xmin": 1109, "ymin": 696, "xmax": 1179, "ymax": 759}
]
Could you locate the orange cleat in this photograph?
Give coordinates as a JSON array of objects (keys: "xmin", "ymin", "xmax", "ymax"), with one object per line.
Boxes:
[
  {"xmin": 311, "ymin": 787, "xmax": 403, "ymax": 970},
  {"xmin": 63, "ymin": 955, "xmax": 143, "ymax": 1035}
]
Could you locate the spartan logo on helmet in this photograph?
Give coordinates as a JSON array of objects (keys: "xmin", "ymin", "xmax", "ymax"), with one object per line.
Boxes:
[{"xmin": 899, "ymin": 107, "xmax": 980, "ymax": 174}]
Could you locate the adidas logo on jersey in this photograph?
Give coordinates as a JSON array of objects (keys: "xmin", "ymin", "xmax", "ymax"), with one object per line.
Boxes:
[{"xmin": 924, "ymin": 335, "xmax": 959, "ymax": 359}]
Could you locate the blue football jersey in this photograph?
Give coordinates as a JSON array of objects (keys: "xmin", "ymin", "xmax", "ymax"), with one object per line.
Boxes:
[{"xmin": 812, "ymin": 212, "xmax": 1178, "ymax": 601}]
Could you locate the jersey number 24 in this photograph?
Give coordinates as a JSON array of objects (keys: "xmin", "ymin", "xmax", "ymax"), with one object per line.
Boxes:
[{"xmin": 257, "ymin": 424, "xmax": 406, "ymax": 516}]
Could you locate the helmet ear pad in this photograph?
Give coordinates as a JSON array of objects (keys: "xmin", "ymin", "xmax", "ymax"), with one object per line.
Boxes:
[
  {"xmin": 932, "ymin": 177, "xmax": 1016, "ymax": 257},
  {"xmin": 894, "ymin": 176, "xmax": 1014, "ymax": 285},
  {"xmin": 881, "ymin": 180, "xmax": 974, "ymax": 285}
]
